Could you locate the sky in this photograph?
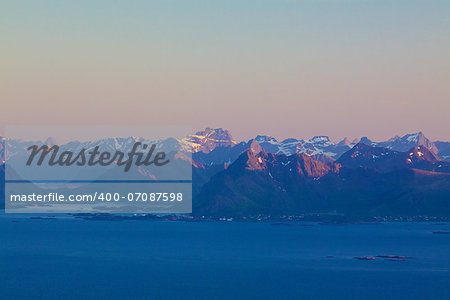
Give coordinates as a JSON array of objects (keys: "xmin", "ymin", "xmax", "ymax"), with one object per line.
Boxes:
[{"xmin": 1, "ymin": 0, "xmax": 449, "ymax": 142}]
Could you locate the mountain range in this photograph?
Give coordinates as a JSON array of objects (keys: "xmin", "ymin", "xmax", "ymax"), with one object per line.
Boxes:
[
  {"xmin": 1, "ymin": 128, "xmax": 449, "ymax": 216},
  {"xmin": 189, "ymin": 129, "xmax": 450, "ymax": 217},
  {"xmin": 194, "ymin": 141, "xmax": 450, "ymax": 217},
  {"xmin": 190, "ymin": 129, "xmax": 449, "ymax": 164}
]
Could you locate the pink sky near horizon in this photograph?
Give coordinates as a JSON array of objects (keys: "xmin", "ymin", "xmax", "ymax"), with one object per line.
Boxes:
[{"xmin": 2, "ymin": 1, "xmax": 449, "ymax": 142}]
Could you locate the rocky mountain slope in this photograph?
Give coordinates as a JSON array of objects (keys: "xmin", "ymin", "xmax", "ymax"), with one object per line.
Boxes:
[
  {"xmin": 194, "ymin": 143, "xmax": 450, "ymax": 217},
  {"xmin": 1, "ymin": 129, "xmax": 449, "ymax": 215}
]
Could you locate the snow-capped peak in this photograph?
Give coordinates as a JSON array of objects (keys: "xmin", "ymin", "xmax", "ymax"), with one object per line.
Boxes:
[
  {"xmin": 180, "ymin": 127, "xmax": 237, "ymax": 153},
  {"xmin": 404, "ymin": 132, "xmax": 423, "ymax": 143},
  {"xmin": 309, "ymin": 136, "xmax": 331, "ymax": 143},
  {"xmin": 255, "ymin": 135, "xmax": 278, "ymax": 144}
]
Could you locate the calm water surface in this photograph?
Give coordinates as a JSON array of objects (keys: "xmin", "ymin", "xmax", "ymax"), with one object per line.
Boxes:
[{"xmin": 0, "ymin": 213, "xmax": 449, "ymax": 299}]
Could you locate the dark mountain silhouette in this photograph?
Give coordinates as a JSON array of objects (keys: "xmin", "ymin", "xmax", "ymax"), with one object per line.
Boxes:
[
  {"xmin": 0, "ymin": 164, "xmax": 4, "ymax": 209},
  {"xmin": 194, "ymin": 144, "xmax": 450, "ymax": 217},
  {"xmin": 336, "ymin": 143, "xmax": 448, "ymax": 173},
  {"xmin": 1, "ymin": 130, "xmax": 449, "ymax": 215},
  {"xmin": 192, "ymin": 141, "xmax": 251, "ymax": 166}
]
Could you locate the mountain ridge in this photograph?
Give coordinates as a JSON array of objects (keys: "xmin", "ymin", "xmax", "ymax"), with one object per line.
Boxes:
[
  {"xmin": 194, "ymin": 143, "xmax": 450, "ymax": 217},
  {"xmin": 0, "ymin": 130, "xmax": 449, "ymax": 216}
]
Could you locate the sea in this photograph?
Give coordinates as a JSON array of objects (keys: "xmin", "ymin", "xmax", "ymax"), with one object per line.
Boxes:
[{"xmin": 0, "ymin": 213, "xmax": 449, "ymax": 299}]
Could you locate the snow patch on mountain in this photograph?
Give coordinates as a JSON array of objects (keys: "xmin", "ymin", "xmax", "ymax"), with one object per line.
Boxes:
[{"xmin": 180, "ymin": 128, "xmax": 236, "ymax": 153}]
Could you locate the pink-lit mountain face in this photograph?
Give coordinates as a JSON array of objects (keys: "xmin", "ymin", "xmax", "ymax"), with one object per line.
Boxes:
[
  {"xmin": 0, "ymin": 129, "xmax": 449, "ymax": 216},
  {"xmin": 194, "ymin": 141, "xmax": 450, "ymax": 217},
  {"xmin": 182, "ymin": 128, "xmax": 237, "ymax": 153},
  {"xmin": 189, "ymin": 129, "xmax": 449, "ymax": 167},
  {"xmin": 0, "ymin": 129, "xmax": 448, "ymax": 168},
  {"xmin": 374, "ymin": 132, "xmax": 439, "ymax": 154},
  {"xmin": 188, "ymin": 129, "xmax": 450, "ymax": 216}
]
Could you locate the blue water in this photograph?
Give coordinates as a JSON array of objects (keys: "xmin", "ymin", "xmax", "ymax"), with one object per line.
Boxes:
[{"xmin": 0, "ymin": 214, "xmax": 449, "ymax": 299}]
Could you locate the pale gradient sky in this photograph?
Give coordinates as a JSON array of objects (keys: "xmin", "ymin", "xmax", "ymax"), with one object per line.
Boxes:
[{"xmin": 1, "ymin": 0, "xmax": 449, "ymax": 142}]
